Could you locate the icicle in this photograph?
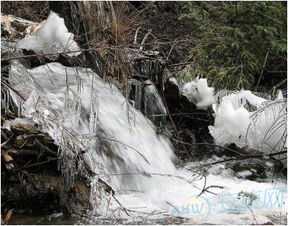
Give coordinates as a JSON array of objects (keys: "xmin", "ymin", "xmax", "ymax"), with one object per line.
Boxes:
[
  {"xmin": 128, "ymin": 79, "xmax": 142, "ymax": 110},
  {"xmin": 276, "ymin": 89, "xmax": 284, "ymax": 100}
]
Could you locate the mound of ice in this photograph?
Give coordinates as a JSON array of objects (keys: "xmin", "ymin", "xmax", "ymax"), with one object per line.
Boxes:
[
  {"xmin": 246, "ymin": 99, "xmax": 287, "ymax": 156},
  {"xmin": 215, "ymin": 90, "xmax": 267, "ymax": 110},
  {"xmin": 209, "ymin": 90, "xmax": 286, "ymax": 159},
  {"xmin": 209, "ymin": 90, "xmax": 266, "ymax": 147},
  {"xmin": 182, "ymin": 77, "xmax": 215, "ymax": 109},
  {"xmin": 18, "ymin": 11, "xmax": 80, "ymax": 58},
  {"xmin": 209, "ymin": 100, "xmax": 250, "ymax": 147}
]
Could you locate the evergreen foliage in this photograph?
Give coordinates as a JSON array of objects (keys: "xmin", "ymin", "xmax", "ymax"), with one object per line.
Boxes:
[{"xmin": 179, "ymin": 2, "xmax": 287, "ymax": 90}]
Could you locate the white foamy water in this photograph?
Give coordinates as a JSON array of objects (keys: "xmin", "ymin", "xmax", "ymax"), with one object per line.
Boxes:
[{"xmin": 8, "ymin": 61, "xmax": 286, "ymax": 224}]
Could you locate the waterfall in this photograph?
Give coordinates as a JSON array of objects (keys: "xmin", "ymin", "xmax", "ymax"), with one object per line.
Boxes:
[{"xmin": 8, "ymin": 60, "xmax": 179, "ymax": 213}]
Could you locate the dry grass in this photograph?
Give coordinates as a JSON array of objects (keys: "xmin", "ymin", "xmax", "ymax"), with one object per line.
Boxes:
[
  {"xmin": 1, "ymin": 1, "xmax": 49, "ymax": 22},
  {"xmin": 74, "ymin": 1, "xmax": 147, "ymax": 89}
]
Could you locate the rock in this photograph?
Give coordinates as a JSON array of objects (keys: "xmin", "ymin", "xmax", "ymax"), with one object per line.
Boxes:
[
  {"xmin": 227, "ymin": 157, "xmax": 283, "ymax": 180},
  {"xmin": 1, "ymin": 119, "xmax": 93, "ymax": 216},
  {"xmin": 164, "ymin": 76, "xmax": 181, "ymax": 114},
  {"xmin": 10, "ymin": 123, "xmax": 39, "ymax": 134},
  {"xmin": 2, "ymin": 152, "xmax": 13, "ymax": 162},
  {"xmin": 163, "ymin": 76, "xmax": 215, "ymax": 161},
  {"xmin": 13, "ymin": 135, "xmax": 27, "ymax": 147},
  {"xmin": 1, "ymin": 170, "xmax": 92, "ymax": 216}
]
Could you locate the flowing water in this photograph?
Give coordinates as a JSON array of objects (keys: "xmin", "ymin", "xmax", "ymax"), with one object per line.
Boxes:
[{"xmin": 8, "ymin": 61, "xmax": 287, "ymax": 224}]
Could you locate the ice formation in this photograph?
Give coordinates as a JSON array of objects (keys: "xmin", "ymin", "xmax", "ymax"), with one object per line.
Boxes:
[
  {"xmin": 246, "ymin": 99, "xmax": 287, "ymax": 156},
  {"xmin": 209, "ymin": 90, "xmax": 287, "ymax": 157},
  {"xmin": 209, "ymin": 100, "xmax": 250, "ymax": 148},
  {"xmin": 209, "ymin": 90, "xmax": 267, "ymax": 147},
  {"xmin": 277, "ymin": 90, "xmax": 284, "ymax": 100},
  {"xmin": 18, "ymin": 11, "xmax": 80, "ymax": 58},
  {"xmin": 8, "ymin": 61, "xmax": 286, "ymax": 223},
  {"xmin": 8, "ymin": 60, "xmax": 176, "ymax": 194},
  {"xmin": 182, "ymin": 77, "xmax": 215, "ymax": 109},
  {"xmin": 215, "ymin": 90, "xmax": 268, "ymax": 112}
]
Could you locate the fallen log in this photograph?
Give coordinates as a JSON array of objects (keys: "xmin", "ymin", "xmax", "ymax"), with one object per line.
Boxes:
[{"xmin": 1, "ymin": 120, "xmax": 113, "ymax": 217}]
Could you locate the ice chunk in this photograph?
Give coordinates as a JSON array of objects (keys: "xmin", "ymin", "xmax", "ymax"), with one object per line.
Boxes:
[
  {"xmin": 209, "ymin": 100, "xmax": 250, "ymax": 147},
  {"xmin": 18, "ymin": 11, "xmax": 80, "ymax": 58},
  {"xmin": 209, "ymin": 90, "xmax": 286, "ymax": 160},
  {"xmin": 215, "ymin": 90, "xmax": 267, "ymax": 111},
  {"xmin": 246, "ymin": 99, "xmax": 287, "ymax": 156},
  {"xmin": 182, "ymin": 77, "xmax": 215, "ymax": 109},
  {"xmin": 236, "ymin": 170, "xmax": 253, "ymax": 179},
  {"xmin": 209, "ymin": 89, "xmax": 268, "ymax": 147}
]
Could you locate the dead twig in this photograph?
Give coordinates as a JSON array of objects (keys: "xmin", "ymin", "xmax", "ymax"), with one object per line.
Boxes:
[
  {"xmin": 98, "ymin": 136, "xmax": 150, "ymax": 165},
  {"xmin": 140, "ymin": 29, "xmax": 154, "ymax": 51},
  {"xmin": 198, "ymin": 185, "xmax": 224, "ymax": 197},
  {"xmin": 201, "ymin": 150, "xmax": 287, "ymax": 167},
  {"xmin": 1, "ymin": 80, "xmax": 26, "ymax": 101},
  {"xmin": 112, "ymin": 195, "xmax": 130, "ymax": 216},
  {"xmin": 256, "ymin": 49, "xmax": 269, "ymax": 90},
  {"xmin": 166, "ymin": 201, "xmax": 180, "ymax": 213},
  {"xmin": 167, "ymin": 61, "xmax": 193, "ymax": 67},
  {"xmin": 34, "ymin": 139, "xmax": 57, "ymax": 156},
  {"xmin": 197, "ymin": 173, "xmax": 207, "ymax": 197},
  {"xmin": 3, "ymin": 209, "xmax": 14, "ymax": 224},
  {"xmin": 13, "ymin": 157, "xmax": 57, "ymax": 170},
  {"xmin": 133, "ymin": 26, "xmax": 141, "ymax": 45},
  {"xmin": 1, "ymin": 134, "xmax": 14, "ymax": 147},
  {"xmin": 171, "ymin": 137, "xmax": 244, "ymax": 157}
]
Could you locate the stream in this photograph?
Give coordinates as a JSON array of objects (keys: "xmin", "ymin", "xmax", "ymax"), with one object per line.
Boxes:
[{"xmin": 6, "ymin": 61, "xmax": 287, "ymax": 225}]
